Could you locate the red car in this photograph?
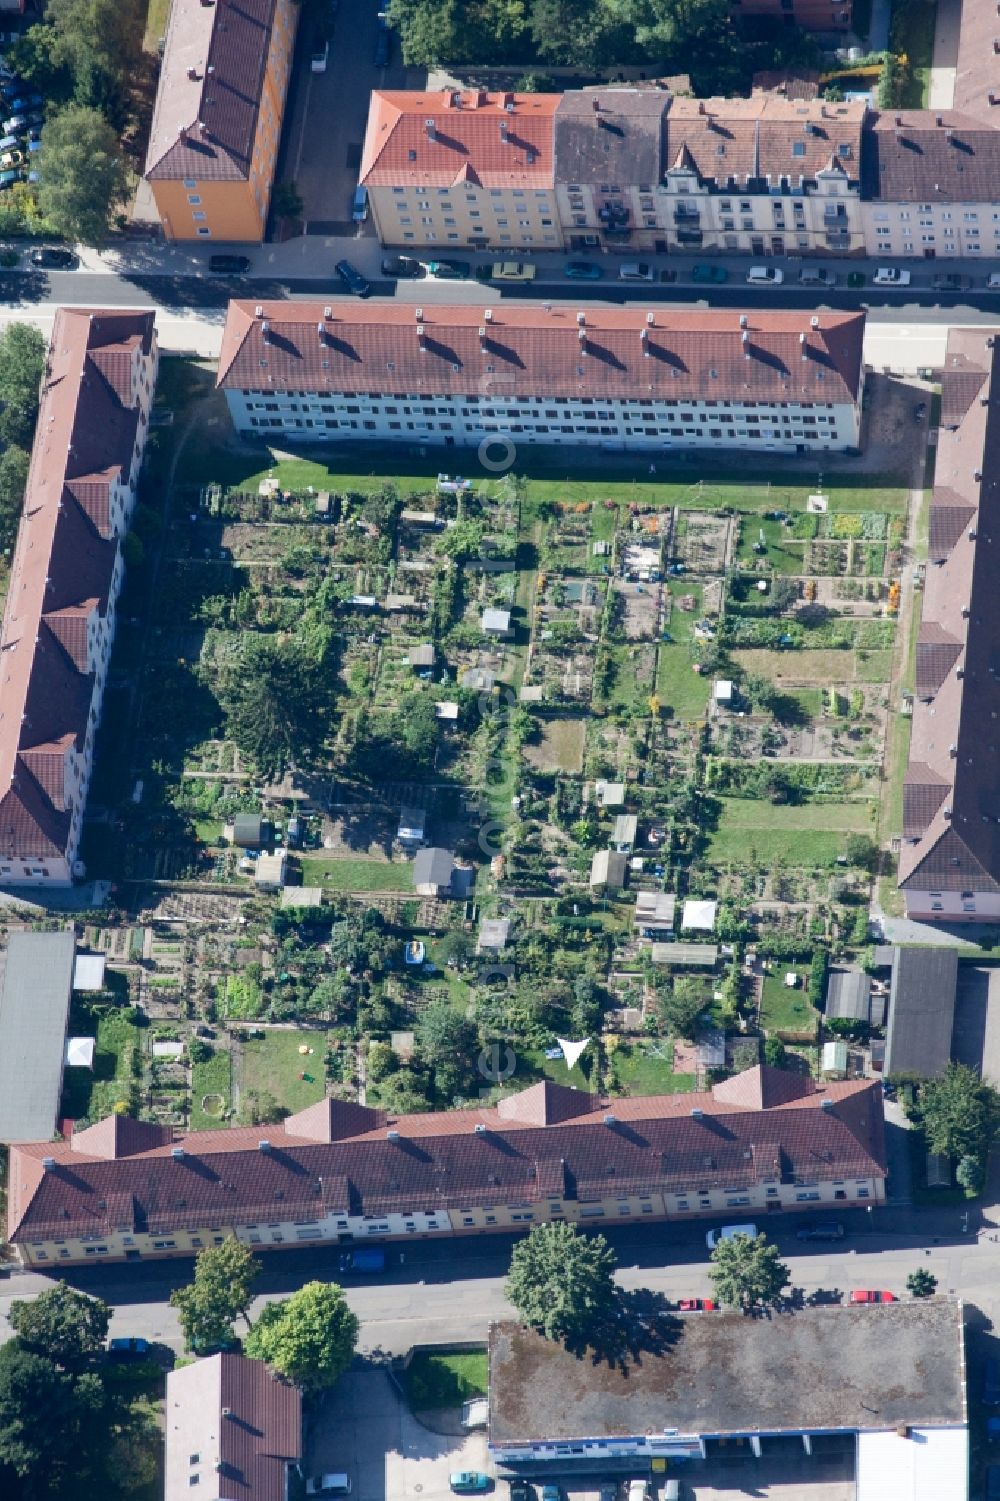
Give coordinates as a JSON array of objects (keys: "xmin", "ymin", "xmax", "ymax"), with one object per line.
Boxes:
[
  {"xmin": 678, "ymin": 1298, "xmax": 717, "ymax": 1311},
  {"xmin": 849, "ymin": 1290, "xmax": 896, "ymax": 1304}
]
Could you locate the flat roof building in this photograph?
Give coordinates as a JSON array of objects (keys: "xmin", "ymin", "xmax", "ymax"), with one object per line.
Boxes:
[
  {"xmin": 488, "ymin": 1300, "xmax": 967, "ymax": 1501},
  {"xmin": 0, "ymin": 929, "xmax": 76, "ymax": 1141}
]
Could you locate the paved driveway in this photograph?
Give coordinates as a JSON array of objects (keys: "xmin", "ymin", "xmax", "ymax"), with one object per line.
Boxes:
[{"xmin": 308, "ymin": 1366, "xmax": 490, "ymax": 1501}]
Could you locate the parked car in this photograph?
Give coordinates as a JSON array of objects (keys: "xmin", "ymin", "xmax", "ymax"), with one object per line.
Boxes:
[
  {"xmin": 539, "ymin": 1487, "xmax": 560, "ymax": 1501},
  {"xmin": 706, "ymin": 1223, "xmax": 757, "ymax": 1249},
  {"xmin": 191, "ymin": 1331, "xmax": 242, "ymax": 1355},
  {"xmin": 795, "ymin": 1222, "xmax": 844, "ymax": 1241},
  {"xmin": 691, "ymin": 263, "xmax": 727, "ymax": 283},
  {"xmin": 508, "ymin": 1484, "xmax": 534, "ymax": 1501},
  {"xmin": 988, "ymin": 273, "xmax": 1000, "ymax": 289},
  {"xmin": 335, "ymin": 258, "xmax": 370, "ymax": 297},
  {"xmin": 381, "ymin": 255, "xmax": 423, "ymax": 278},
  {"xmin": 848, "ymin": 1289, "xmax": 896, "ymax": 1304},
  {"xmin": 873, "ymin": 266, "xmax": 911, "ymax": 286},
  {"xmin": 678, "ymin": 1297, "xmax": 717, "ymax": 1311},
  {"xmin": 305, "ymin": 1477, "xmax": 352, "ymax": 1497},
  {"xmin": 352, "ymin": 185, "xmax": 369, "ymax": 223},
  {"xmin": 208, "ymin": 253, "xmax": 251, "ymax": 274},
  {"xmin": 311, "ymin": 40, "xmax": 329, "ymax": 72},
  {"xmin": 491, "ymin": 260, "xmax": 535, "ymax": 281},
  {"xmin": 618, "ymin": 260, "xmax": 655, "ymax": 281},
  {"xmin": 30, "ymin": 246, "xmax": 77, "ymax": 268},
  {"xmin": 107, "ymin": 1337, "xmax": 151, "ymax": 1358},
  {"xmin": 626, "ymin": 1482, "xmax": 650, "ymax": 1501},
  {"xmin": 798, "ymin": 266, "xmax": 835, "ymax": 286},
  {"xmin": 564, "ymin": 260, "xmax": 603, "ymax": 279},
  {"xmin": 0, "ymin": 148, "xmax": 22, "ymax": 168},
  {"xmin": 985, "ymin": 1358, "xmax": 1000, "ymax": 1405},
  {"xmin": 374, "ymin": 21, "xmax": 390, "ymax": 66},
  {"xmin": 425, "ymin": 259, "xmax": 471, "ymax": 279},
  {"xmin": 932, "ymin": 273, "xmax": 968, "ymax": 292},
  {"xmin": 450, "ymin": 1475, "xmax": 491, "ymax": 1494},
  {"xmin": 746, "ymin": 265, "xmax": 784, "ymax": 285}
]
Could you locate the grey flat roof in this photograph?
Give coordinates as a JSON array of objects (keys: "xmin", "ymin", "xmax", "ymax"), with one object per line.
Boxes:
[
  {"xmin": 651, "ymin": 942, "xmax": 718, "ymax": 966},
  {"xmin": 489, "ymin": 1300, "xmax": 965, "ymax": 1445},
  {"xmin": 0, "ymin": 929, "xmax": 76, "ymax": 1141},
  {"xmin": 885, "ymin": 946, "xmax": 959, "ymax": 1078}
]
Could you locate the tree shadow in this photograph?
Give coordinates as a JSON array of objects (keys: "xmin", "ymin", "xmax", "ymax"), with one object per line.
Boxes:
[{"xmin": 564, "ymin": 1288, "xmax": 684, "ymax": 1373}]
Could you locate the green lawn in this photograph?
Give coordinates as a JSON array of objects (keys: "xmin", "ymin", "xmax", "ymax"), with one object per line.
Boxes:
[
  {"xmin": 298, "ymin": 854, "xmax": 413, "ymax": 891},
  {"xmin": 706, "ymin": 797, "xmax": 874, "ymax": 868},
  {"xmin": 61, "ymin": 1007, "xmax": 141, "ymax": 1122},
  {"xmin": 144, "ymin": 0, "xmax": 171, "ymax": 48},
  {"xmin": 404, "ymin": 1348, "xmax": 488, "ymax": 1411},
  {"xmin": 759, "ymin": 971, "xmax": 819, "ymax": 1036},
  {"xmin": 240, "ymin": 1030, "xmax": 327, "ymax": 1114},
  {"xmin": 190, "ymin": 1046, "xmax": 233, "ymax": 1131},
  {"xmin": 656, "ymin": 583, "xmax": 713, "ymax": 718},
  {"xmin": 609, "ymin": 1041, "xmax": 697, "ymax": 1094},
  {"xmin": 520, "ymin": 1045, "xmax": 598, "ymax": 1091},
  {"xmin": 735, "ymin": 517, "xmax": 806, "ymax": 575},
  {"xmin": 891, "ymin": 0, "xmax": 937, "ymax": 107}
]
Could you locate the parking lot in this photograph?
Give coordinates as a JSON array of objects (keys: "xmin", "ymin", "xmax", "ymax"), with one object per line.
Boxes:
[
  {"xmin": 308, "ymin": 1367, "xmax": 855, "ymax": 1501},
  {"xmin": 276, "ymin": 0, "xmax": 423, "ymax": 233}
]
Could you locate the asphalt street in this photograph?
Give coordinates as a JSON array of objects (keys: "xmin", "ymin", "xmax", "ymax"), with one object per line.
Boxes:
[{"xmin": 0, "ymin": 1204, "xmax": 994, "ymax": 1356}]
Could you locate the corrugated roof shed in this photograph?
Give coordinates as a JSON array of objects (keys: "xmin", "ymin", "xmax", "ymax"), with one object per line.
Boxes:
[
  {"xmin": 825, "ymin": 966, "xmax": 872, "ymax": 1022},
  {"xmin": 0, "ymin": 929, "xmax": 76, "ymax": 1141}
]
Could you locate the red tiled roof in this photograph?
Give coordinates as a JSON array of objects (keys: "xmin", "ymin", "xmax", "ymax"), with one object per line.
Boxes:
[
  {"xmin": 666, "ymin": 96, "xmax": 865, "ymax": 186},
  {"xmin": 862, "ymin": 110, "xmax": 1000, "ymax": 202},
  {"xmin": 0, "ymin": 309, "xmax": 154, "ymax": 865},
  {"xmin": 167, "ymin": 1353, "xmax": 301, "ymax": 1501},
  {"xmin": 145, "ymin": 0, "xmax": 286, "ymax": 182},
  {"xmin": 8, "ymin": 1068, "xmax": 886, "ymax": 1244},
  {"xmin": 360, "ymin": 90, "xmax": 558, "ymax": 190},
  {"xmin": 217, "ymin": 302, "xmax": 865, "ymax": 407}
]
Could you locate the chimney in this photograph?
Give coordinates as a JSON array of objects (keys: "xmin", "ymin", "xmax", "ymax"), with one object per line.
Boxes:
[
  {"xmin": 800, "ymin": 331, "xmax": 808, "ymax": 358},
  {"xmin": 171, "ymin": 1146, "xmax": 185, "ymax": 1160},
  {"xmin": 415, "ymin": 306, "xmax": 423, "ymax": 321},
  {"xmin": 479, "ymin": 325, "xmax": 488, "ymax": 348},
  {"xmin": 691, "ymin": 1107, "xmax": 704, "ymax": 1120},
  {"xmin": 323, "ymin": 305, "xmax": 332, "ymax": 318},
  {"xmin": 698, "ymin": 100, "xmax": 706, "ymax": 114},
  {"xmin": 578, "ymin": 327, "xmax": 588, "ymax": 353},
  {"xmin": 254, "ymin": 304, "xmax": 264, "ymax": 318},
  {"xmin": 742, "ymin": 330, "xmax": 751, "ymax": 358},
  {"xmin": 640, "ymin": 327, "xmax": 649, "ymax": 356},
  {"xmin": 261, "ymin": 320, "xmax": 270, "ymax": 341},
  {"xmin": 222, "ymin": 1408, "xmax": 232, "ymax": 1418},
  {"xmin": 425, "ymin": 118, "xmax": 436, "ymax": 141},
  {"xmin": 416, "ymin": 323, "xmax": 427, "ymax": 351},
  {"xmin": 317, "ymin": 322, "xmax": 326, "ymax": 342},
  {"xmin": 894, "ymin": 113, "xmax": 902, "ymax": 127},
  {"xmin": 604, "ymin": 1113, "xmax": 617, "ymax": 1126},
  {"xmin": 821, "ymin": 1098, "xmax": 834, "ymax": 1112},
  {"xmin": 499, "ymin": 121, "xmax": 509, "ymax": 142},
  {"xmin": 475, "ymin": 1122, "xmax": 487, "ymax": 1134},
  {"xmin": 41, "ymin": 1156, "xmax": 55, "ymax": 1169},
  {"xmin": 484, "ymin": 307, "xmax": 493, "ymax": 321},
  {"xmin": 739, "ymin": 313, "xmax": 748, "ymax": 328},
  {"xmin": 811, "ymin": 314, "xmax": 820, "ymax": 329},
  {"xmin": 503, "ymin": 92, "xmax": 515, "ymax": 111},
  {"xmin": 387, "ymin": 1129, "xmax": 400, "ymax": 1141},
  {"xmin": 258, "ymin": 1140, "xmax": 271, "ymax": 1153},
  {"xmin": 576, "ymin": 310, "xmax": 586, "ymax": 326},
  {"xmin": 646, "ymin": 310, "xmax": 655, "ymax": 326},
  {"xmin": 187, "ymin": 67, "xmax": 200, "ymax": 80},
  {"xmin": 935, "ymin": 114, "xmax": 944, "ymax": 127}
]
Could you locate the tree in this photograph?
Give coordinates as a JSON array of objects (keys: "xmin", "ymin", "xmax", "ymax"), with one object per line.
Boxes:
[
  {"xmin": 656, "ymin": 976, "xmax": 707, "ymax": 1041},
  {"xmin": 215, "ymin": 634, "xmax": 332, "ymax": 778},
  {"xmin": 906, "ymin": 1268, "xmax": 938, "ymax": 1298},
  {"xmin": 0, "ymin": 322, "xmax": 45, "ymax": 451},
  {"xmin": 844, "ymin": 833, "xmax": 879, "ymax": 873},
  {"xmin": 245, "ymin": 1282, "xmax": 359, "ymax": 1392},
  {"xmin": 7, "ymin": 1284, "xmax": 111, "ymax": 1371},
  {"xmin": 37, "ymin": 105, "xmax": 128, "ymax": 245},
  {"xmin": 708, "ymin": 1232, "xmax": 790, "ymax": 1311},
  {"xmin": 917, "ymin": 1063, "xmax": 1000, "ymax": 1165},
  {"xmin": 169, "ymin": 1237, "xmax": 261, "ymax": 1353},
  {"xmin": 0, "ymin": 445, "xmax": 29, "ymax": 553},
  {"xmin": 0, "ymin": 1343, "xmax": 107, "ymax": 1488},
  {"xmin": 398, "ymin": 692, "xmax": 439, "ymax": 768},
  {"xmin": 956, "ymin": 1154, "xmax": 983, "ymax": 1194},
  {"xmin": 763, "ymin": 1036, "xmax": 786, "ymax": 1068},
  {"xmin": 239, "ymin": 1089, "xmax": 288, "ymax": 1126},
  {"xmin": 366, "ymin": 1039, "xmax": 397, "ymax": 1082},
  {"xmin": 506, "ymin": 1222, "xmax": 618, "ymax": 1345},
  {"xmin": 416, "ymin": 999, "xmax": 478, "ymax": 1099},
  {"xmin": 270, "ymin": 181, "xmax": 304, "ymax": 220}
]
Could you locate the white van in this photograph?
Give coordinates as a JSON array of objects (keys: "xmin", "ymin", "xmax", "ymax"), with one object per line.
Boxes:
[
  {"xmin": 705, "ymin": 1222, "xmax": 757, "ymax": 1249},
  {"xmin": 618, "ymin": 261, "xmax": 656, "ymax": 282}
]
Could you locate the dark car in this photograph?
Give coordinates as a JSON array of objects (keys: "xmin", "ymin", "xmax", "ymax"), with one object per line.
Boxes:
[
  {"xmin": 691, "ymin": 263, "xmax": 728, "ymax": 284},
  {"xmin": 932, "ymin": 273, "xmax": 968, "ymax": 292},
  {"xmin": 986, "ymin": 1359, "xmax": 1000, "ymax": 1406},
  {"xmin": 191, "ymin": 1332, "xmax": 242, "ymax": 1356},
  {"xmin": 208, "ymin": 253, "xmax": 251, "ymax": 274},
  {"xmin": 564, "ymin": 260, "xmax": 604, "ymax": 280},
  {"xmin": 796, "ymin": 1222, "xmax": 845, "ymax": 1241},
  {"xmin": 508, "ymin": 1485, "xmax": 534, "ymax": 1501},
  {"xmin": 335, "ymin": 258, "xmax": 370, "ymax": 297},
  {"xmin": 381, "ymin": 255, "xmax": 423, "ymax": 279},
  {"xmin": 426, "ymin": 259, "xmax": 471, "ymax": 279},
  {"xmin": 30, "ymin": 246, "xmax": 77, "ymax": 269},
  {"xmin": 107, "ymin": 1337, "xmax": 151, "ymax": 1359}
]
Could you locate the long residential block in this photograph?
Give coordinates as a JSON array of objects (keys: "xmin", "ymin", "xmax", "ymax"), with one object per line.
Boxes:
[
  {"xmin": 898, "ymin": 328, "xmax": 1000, "ymax": 921},
  {"xmin": 6, "ymin": 1067, "xmax": 886, "ymax": 1267},
  {"xmin": 217, "ymin": 302, "xmax": 866, "ymax": 454},
  {"xmin": 0, "ymin": 310, "xmax": 157, "ymax": 886},
  {"xmin": 143, "ymin": 0, "xmax": 297, "ymax": 243}
]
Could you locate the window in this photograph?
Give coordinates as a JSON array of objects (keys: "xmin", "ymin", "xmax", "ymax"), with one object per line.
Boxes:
[
  {"xmin": 196, "ymin": 227, "xmax": 211, "ymax": 237},
  {"xmin": 187, "ymin": 194, "xmax": 201, "ymax": 205},
  {"xmin": 190, "ymin": 1455, "xmax": 200, "ymax": 1466},
  {"xmin": 183, "ymin": 178, "xmax": 197, "ymax": 189}
]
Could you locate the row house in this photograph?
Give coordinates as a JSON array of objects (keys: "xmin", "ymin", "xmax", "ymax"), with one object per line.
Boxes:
[
  {"xmin": 144, "ymin": 0, "xmax": 297, "ymax": 243},
  {"xmin": 898, "ymin": 328, "xmax": 1000, "ymax": 921},
  {"xmin": 360, "ymin": 90, "xmax": 561, "ymax": 252},
  {"xmin": 6, "ymin": 1068, "xmax": 886, "ymax": 1266},
  {"xmin": 217, "ymin": 301, "xmax": 865, "ymax": 456},
  {"xmin": 0, "ymin": 310, "xmax": 158, "ymax": 886}
]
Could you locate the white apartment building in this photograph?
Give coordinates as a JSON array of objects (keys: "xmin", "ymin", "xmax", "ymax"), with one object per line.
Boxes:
[
  {"xmin": 360, "ymin": 90, "xmax": 562, "ymax": 250},
  {"xmin": 218, "ymin": 302, "xmax": 865, "ymax": 456},
  {"xmin": 0, "ymin": 310, "xmax": 158, "ymax": 886},
  {"xmin": 860, "ymin": 110, "xmax": 1000, "ymax": 257}
]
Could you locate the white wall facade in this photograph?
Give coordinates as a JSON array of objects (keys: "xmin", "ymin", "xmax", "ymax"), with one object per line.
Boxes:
[
  {"xmin": 863, "ymin": 199, "xmax": 999, "ymax": 258},
  {"xmin": 225, "ymin": 385, "xmax": 861, "ymax": 454},
  {"xmin": 902, "ymin": 888, "xmax": 1000, "ymax": 921},
  {"xmin": 371, "ymin": 184, "xmax": 563, "ymax": 250}
]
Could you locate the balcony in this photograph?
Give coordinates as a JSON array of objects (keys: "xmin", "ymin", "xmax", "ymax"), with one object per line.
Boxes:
[
  {"xmin": 673, "ymin": 206, "xmax": 701, "ymax": 226},
  {"xmin": 675, "ymin": 227, "xmax": 703, "ymax": 245},
  {"xmin": 825, "ymin": 231, "xmax": 852, "ymax": 250},
  {"xmin": 599, "ymin": 202, "xmax": 630, "ymax": 227}
]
